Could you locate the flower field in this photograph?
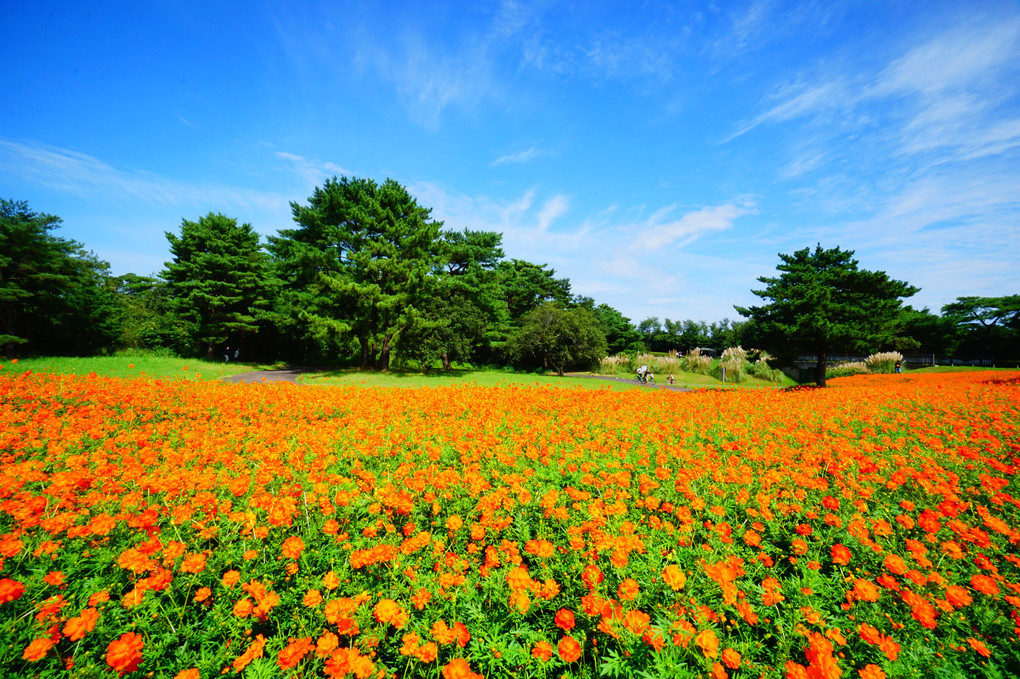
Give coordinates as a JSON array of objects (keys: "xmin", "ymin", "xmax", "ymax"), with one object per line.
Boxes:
[{"xmin": 1, "ymin": 369, "xmax": 1019, "ymax": 678}]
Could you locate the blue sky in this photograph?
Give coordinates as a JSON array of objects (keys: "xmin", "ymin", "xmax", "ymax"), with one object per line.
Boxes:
[{"xmin": 3, "ymin": 1, "xmax": 1019, "ymax": 325}]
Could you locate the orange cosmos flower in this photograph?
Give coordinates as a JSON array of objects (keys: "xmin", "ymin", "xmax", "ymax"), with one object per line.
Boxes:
[
  {"xmin": 63, "ymin": 607, "xmax": 100, "ymax": 641},
  {"xmin": 317, "ymin": 632, "xmax": 340, "ymax": 658},
  {"xmin": 532, "ymin": 640, "xmax": 553, "ymax": 661},
  {"xmin": 303, "ymin": 589, "xmax": 322, "ymax": 607},
  {"xmin": 558, "ymin": 636, "xmax": 582, "ymax": 663},
  {"xmin": 232, "ymin": 634, "xmax": 267, "ymax": 673},
  {"xmin": 623, "ymin": 609, "xmax": 650, "ymax": 636},
  {"xmin": 662, "ymin": 564, "xmax": 687, "ymax": 591},
  {"xmin": 222, "ymin": 570, "xmax": 241, "ymax": 588},
  {"xmin": 322, "ymin": 570, "xmax": 341, "ymax": 590},
  {"xmin": 830, "ymin": 544, "xmax": 851, "ymax": 565},
  {"xmin": 43, "ymin": 571, "xmax": 65, "ymax": 587},
  {"xmin": 411, "ymin": 588, "xmax": 431, "ymax": 610},
  {"xmin": 324, "ymin": 646, "xmax": 375, "ymax": 679},
  {"xmin": 722, "ymin": 647, "xmax": 741, "ymax": 669},
  {"xmin": 945, "ymin": 585, "xmax": 972, "ymax": 608},
  {"xmin": 554, "ymin": 608, "xmax": 576, "ymax": 632},
  {"xmin": 966, "ymin": 637, "xmax": 992, "ymax": 657},
  {"xmin": 22, "ymin": 637, "xmax": 53, "ymax": 662},
  {"xmin": 618, "ymin": 578, "xmax": 640, "ymax": 601},
  {"xmin": 695, "ymin": 629, "xmax": 719, "ymax": 659},
  {"xmin": 374, "ymin": 599, "xmax": 408, "ymax": 629},
  {"xmin": 233, "ymin": 598, "xmax": 254, "ymax": 618},
  {"xmin": 173, "ymin": 669, "xmax": 200, "ymax": 679},
  {"xmin": 971, "ymin": 574, "xmax": 999, "ymax": 596},
  {"xmin": 858, "ymin": 665, "xmax": 886, "ymax": 679},
  {"xmin": 878, "ymin": 636, "xmax": 900, "ymax": 662},
  {"xmin": 852, "ymin": 578, "xmax": 880, "ymax": 603},
  {"xmin": 415, "ymin": 642, "xmax": 438, "ymax": 662},
  {"xmin": 277, "ymin": 637, "xmax": 314, "ymax": 670},
  {"xmin": 582, "ymin": 564, "xmax": 604, "ymax": 589},
  {"xmin": 89, "ymin": 590, "xmax": 110, "ymax": 607},
  {"xmin": 525, "ymin": 539, "xmax": 556, "ymax": 558},
  {"xmin": 281, "ymin": 536, "xmax": 305, "ymax": 559},
  {"xmin": 0, "ymin": 578, "xmax": 26, "ymax": 604},
  {"xmin": 106, "ymin": 632, "xmax": 145, "ymax": 676},
  {"xmin": 442, "ymin": 658, "xmax": 482, "ymax": 679},
  {"xmin": 883, "ymin": 554, "xmax": 907, "ymax": 576},
  {"xmin": 180, "ymin": 553, "xmax": 207, "ymax": 574}
]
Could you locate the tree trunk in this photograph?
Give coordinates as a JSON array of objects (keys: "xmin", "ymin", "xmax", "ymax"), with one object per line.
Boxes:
[
  {"xmin": 816, "ymin": 350, "xmax": 827, "ymax": 388},
  {"xmin": 441, "ymin": 352, "xmax": 451, "ymax": 371},
  {"xmin": 379, "ymin": 334, "xmax": 391, "ymax": 371},
  {"xmin": 207, "ymin": 340, "xmax": 216, "ymax": 361},
  {"xmin": 359, "ymin": 336, "xmax": 371, "ymax": 369}
]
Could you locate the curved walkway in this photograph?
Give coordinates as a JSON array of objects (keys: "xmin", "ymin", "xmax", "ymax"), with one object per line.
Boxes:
[
  {"xmin": 565, "ymin": 373, "xmax": 691, "ymax": 391},
  {"xmin": 221, "ymin": 368, "xmax": 306, "ymax": 384}
]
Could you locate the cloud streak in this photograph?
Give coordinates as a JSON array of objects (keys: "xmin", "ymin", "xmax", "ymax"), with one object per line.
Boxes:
[
  {"xmin": 631, "ymin": 203, "xmax": 756, "ymax": 250},
  {"xmin": 491, "ymin": 146, "xmax": 543, "ymax": 166}
]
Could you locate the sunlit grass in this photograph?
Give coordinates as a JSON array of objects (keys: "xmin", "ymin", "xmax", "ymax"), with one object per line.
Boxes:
[
  {"xmin": 3, "ymin": 352, "xmax": 270, "ymax": 381},
  {"xmin": 298, "ymin": 368, "xmax": 650, "ymax": 391}
]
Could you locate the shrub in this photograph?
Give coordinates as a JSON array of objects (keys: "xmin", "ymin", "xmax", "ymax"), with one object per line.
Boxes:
[
  {"xmin": 826, "ymin": 361, "xmax": 869, "ymax": 379},
  {"xmin": 681, "ymin": 349, "xmax": 713, "ymax": 375},
  {"xmin": 746, "ymin": 350, "xmax": 784, "ymax": 383},
  {"xmin": 865, "ymin": 351, "xmax": 903, "ymax": 374},
  {"xmin": 714, "ymin": 346, "xmax": 748, "ymax": 383},
  {"xmin": 597, "ymin": 354, "xmax": 632, "ymax": 375},
  {"xmin": 600, "ymin": 353, "xmax": 681, "ymax": 377}
]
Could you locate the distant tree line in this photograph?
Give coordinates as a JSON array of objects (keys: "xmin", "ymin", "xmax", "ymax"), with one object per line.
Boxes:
[{"xmin": 3, "ymin": 187, "xmax": 1018, "ymax": 376}]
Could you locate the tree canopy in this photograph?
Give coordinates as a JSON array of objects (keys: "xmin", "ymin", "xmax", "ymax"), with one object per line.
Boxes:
[
  {"xmin": 0, "ymin": 199, "xmax": 120, "ymax": 357},
  {"xmin": 271, "ymin": 177, "xmax": 444, "ymax": 369},
  {"xmin": 735, "ymin": 245, "xmax": 918, "ymax": 386},
  {"xmin": 163, "ymin": 213, "xmax": 271, "ymax": 360},
  {"xmin": 941, "ymin": 295, "xmax": 1020, "ymax": 359},
  {"xmin": 507, "ymin": 303, "xmax": 608, "ymax": 376}
]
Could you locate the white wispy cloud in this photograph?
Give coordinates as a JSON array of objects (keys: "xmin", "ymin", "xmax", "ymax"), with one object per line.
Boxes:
[
  {"xmin": 536, "ymin": 194, "xmax": 569, "ymax": 232},
  {"xmin": 491, "ymin": 146, "xmax": 543, "ymax": 166},
  {"xmin": 0, "ymin": 138, "xmax": 294, "ymax": 221},
  {"xmin": 276, "ymin": 152, "xmax": 353, "ymax": 190},
  {"xmin": 728, "ymin": 11, "xmax": 1020, "ymax": 160},
  {"xmin": 631, "ymin": 203, "xmax": 756, "ymax": 250}
]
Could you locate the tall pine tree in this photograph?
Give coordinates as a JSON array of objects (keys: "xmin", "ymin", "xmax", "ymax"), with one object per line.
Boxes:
[{"xmin": 163, "ymin": 213, "xmax": 270, "ymax": 359}]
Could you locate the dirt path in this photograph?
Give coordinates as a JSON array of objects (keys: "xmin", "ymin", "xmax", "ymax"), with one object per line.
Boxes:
[
  {"xmin": 565, "ymin": 373, "xmax": 692, "ymax": 391},
  {"xmin": 221, "ymin": 369, "xmax": 306, "ymax": 384}
]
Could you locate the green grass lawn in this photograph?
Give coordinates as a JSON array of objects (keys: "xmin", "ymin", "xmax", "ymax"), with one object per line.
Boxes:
[
  {"xmin": 2, "ymin": 352, "xmax": 272, "ymax": 381},
  {"xmin": 2, "ymin": 354, "xmax": 802, "ymax": 390},
  {"xmin": 297, "ymin": 368, "xmax": 652, "ymax": 390},
  {"xmin": 299, "ymin": 367, "xmax": 798, "ymax": 390}
]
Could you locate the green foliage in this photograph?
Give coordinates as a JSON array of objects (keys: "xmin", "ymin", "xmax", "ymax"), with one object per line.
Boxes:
[
  {"xmin": 594, "ymin": 304, "xmax": 643, "ymax": 354},
  {"xmin": 825, "ymin": 362, "xmax": 869, "ymax": 380},
  {"xmin": 942, "ymin": 295, "xmax": 1020, "ymax": 359},
  {"xmin": 497, "ymin": 259, "xmax": 573, "ymax": 324},
  {"xmin": 736, "ymin": 244, "xmax": 918, "ymax": 387},
  {"xmin": 271, "ymin": 176, "xmax": 443, "ymax": 369},
  {"xmin": 163, "ymin": 212, "xmax": 271, "ymax": 359},
  {"xmin": 865, "ymin": 351, "xmax": 903, "ymax": 374},
  {"xmin": 397, "ymin": 229, "xmax": 510, "ymax": 372},
  {"xmin": 115, "ymin": 274, "xmax": 197, "ymax": 355},
  {"xmin": 0, "ymin": 199, "xmax": 121, "ymax": 357},
  {"xmin": 507, "ymin": 303, "xmax": 608, "ymax": 376},
  {"xmin": 895, "ymin": 306, "xmax": 962, "ymax": 356}
]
